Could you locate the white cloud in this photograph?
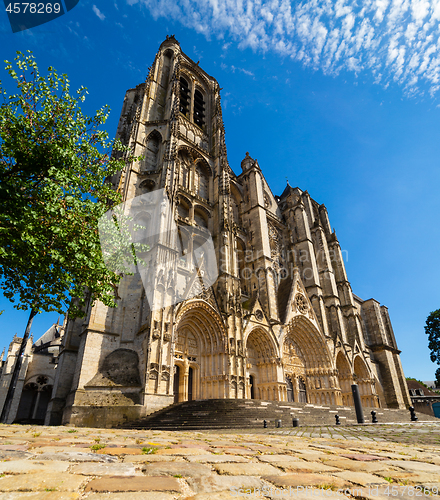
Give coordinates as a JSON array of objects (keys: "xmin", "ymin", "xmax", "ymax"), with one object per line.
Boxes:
[
  {"xmin": 92, "ymin": 5, "xmax": 105, "ymax": 20},
  {"xmin": 131, "ymin": 0, "xmax": 440, "ymax": 96}
]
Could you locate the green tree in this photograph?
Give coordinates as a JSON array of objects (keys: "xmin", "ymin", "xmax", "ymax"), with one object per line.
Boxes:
[
  {"xmin": 0, "ymin": 52, "xmax": 135, "ymax": 421},
  {"xmin": 425, "ymin": 309, "xmax": 440, "ymax": 386},
  {"xmin": 435, "ymin": 367, "xmax": 440, "ymax": 388}
]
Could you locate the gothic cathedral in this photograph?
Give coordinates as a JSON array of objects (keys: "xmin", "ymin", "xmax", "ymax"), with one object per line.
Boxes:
[{"xmin": 45, "ymin": 36, "xmax": 411, "ymax": 427}]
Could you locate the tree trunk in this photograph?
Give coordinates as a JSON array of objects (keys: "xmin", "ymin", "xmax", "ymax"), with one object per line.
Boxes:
[{"xmin": 0, "ymin": 307, "xmax": 37, "ymax": 423}]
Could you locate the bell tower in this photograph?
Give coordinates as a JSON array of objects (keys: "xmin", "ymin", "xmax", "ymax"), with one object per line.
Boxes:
[{"xmin": 48, "ymin": 36, "xmax": 240, "ymax": 427}]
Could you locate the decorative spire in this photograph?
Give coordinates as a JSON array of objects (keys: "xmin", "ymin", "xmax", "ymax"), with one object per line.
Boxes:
[{"xmin": 241, "ymin": 152, "xmax": 254, "ymax": 172}]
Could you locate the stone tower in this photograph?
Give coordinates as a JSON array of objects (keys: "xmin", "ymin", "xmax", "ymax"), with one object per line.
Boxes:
[{"xmin": 46, "ymin": 36, "xmax": 411, "ymax": 427}]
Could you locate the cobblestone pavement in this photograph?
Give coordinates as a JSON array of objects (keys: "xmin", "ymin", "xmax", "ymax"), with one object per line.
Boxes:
[{"xmin": 0, "ymin": 422, "xmax": 439, "ymax": 499}]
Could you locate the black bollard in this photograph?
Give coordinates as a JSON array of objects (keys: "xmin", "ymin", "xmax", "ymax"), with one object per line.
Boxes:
[
  {"xmin": 409, "ymin": 406, "xmax": 418, "ymax": 422},
  {"xmin": 276, "ymin": 419, "xmax": 282, "ymax": 428},
  {"xmin": 371, "ymin": 410, "xmax": 378, "ymax": 423},
  {"xmin": 335, "ymin": 414, "xmax": 341, "ymax": 425},
  {"xmin": 292, "ymin": 418, "xmax": 299, "ymax": 428},
  {"xmin": 351, "ymin": 384, "xmax": 365, "ymax": 423},
  {"xmin": 263, "ymin": 419, "xmax": 267, "ymax": 428}
]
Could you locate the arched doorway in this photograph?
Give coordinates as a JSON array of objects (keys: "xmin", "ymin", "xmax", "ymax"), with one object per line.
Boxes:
[
  {"xmin": 298, "ymin": 377, "xmax": 307, "ymax": 403},
  {"xmin": 174, "ymin": 301, "xmax": 226, "ymax": 401},
  {"xmin": 354, "ymin": 356, "xmax": 378, "ymax": 407},
  {"xmin": 283, "ymin": 315, "xmax": 338, "ymax": 405},
  {"xmin": 174, "ymin": 327, "xmax": 198, "ymax": 402},
  {"xmin": 15, "ymin": 377, "xmax": 53, "ymax": 423},
  {"xmin": 249, "ymin": 375, "xmax": 255, "ymax": 399},
  {"xmin": 283, "ymin": 337, "xmax": 306, "ymax": 402},
  {"xmin": 245, "ymin": 328, "xmax": 279, "ymax": 400},
  {"xmin": 336, "ymin": 352, "xmax": 353, "ymax": 406},
  {"xmin": 286, "ymin": 376, "xmax": 294, "ymax": 402}
]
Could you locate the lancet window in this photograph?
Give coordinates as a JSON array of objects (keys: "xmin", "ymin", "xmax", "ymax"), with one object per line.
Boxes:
[{"xmin": 180, "ymin": 77, "xmax": 190, "ymax": 117}]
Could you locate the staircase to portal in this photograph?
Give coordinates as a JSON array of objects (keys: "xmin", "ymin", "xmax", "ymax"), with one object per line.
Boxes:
[{"xmin": 119, "ymin": 399, "xmax": 438, "ymax": 430}]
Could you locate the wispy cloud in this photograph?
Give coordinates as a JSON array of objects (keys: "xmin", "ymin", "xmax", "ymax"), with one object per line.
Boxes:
[
  {"xmin": 128, "ymin": 0, "xmax": 440, "ymax": 97},
  {"xmin": 92, "ymin": 5, "xmax": 106, "ymax": 21},
  {"xmin": 230, "ymin": 65, "xmax": 255, "ymax": 77}
]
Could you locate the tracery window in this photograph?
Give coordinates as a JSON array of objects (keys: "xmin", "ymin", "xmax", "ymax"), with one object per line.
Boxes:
[
  {"xmin": 194, "ymin": 163, "xmax": 208, "ymax": 199},
  {"xmin": 179, "ymin": 75, "xmax": 206, "ymax": 129},
  {"xmin": 181, "ymin": 163, "xmax": 189, "ymax": 189},
  {"xmin": 144, "ymin": 132, "xmax": 160, "ymax": 172}
]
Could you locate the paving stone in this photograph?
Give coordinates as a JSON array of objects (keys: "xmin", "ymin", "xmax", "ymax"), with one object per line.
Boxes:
[
  {"xmin": 84, "ymin": 476, "xmax": 183, "ymax": 493},
  {"xmin": 186, "ymin": 454, "xmax": 249, "ymax": 463},
  {"xmin": 123, "ymin": 455, "xmax": 186, "ymax": 463},
  {"xmin": 32, "ymin": 446, "xmax": 92, "ymax": 454},
  {"xmin": 213, "ymin": 462, "xmax": 283, "ymax": 476},
  {"xmin": 340, "ymin": 454, "xmax": 388, "ymax": 461},
  {"xmin": 141, "ymin": 461, "xmax": 213, "ymax": 477},
  {"xmin": 0, "ymin": 451, "xmax": 33, "ymax": 460},
  {"xmin": 258, "ymin": 454, "xmax": 301, "ymax": 463},
  {"xmin": 27, "ymin": 441, "xmax": 66, "ymax": 448},
  {"xmin": 1, "ymin": 424, "xmax": 440, "ymax": 498},
  {"xmin": 295, "ymin": 450, "xmax": 331, "ymax": 460},
  {"xmin": 0, "ymin": 445, "xmax": 29, "ymax": 451},
  {"xmin": 186, "ymin": 474, "xmax": 265, "ymax": 494},
  {"xmin": 0, "ymin": 460, "xmax": 69, "ymax": 474},
  {"xmin": 247, "ymin": 445, "xmax": 287, "ymax": 454},
  {"xmin": 333, "ymin": 471, "xmax": 390, "ymax": 486},
  {"xmin": 349, "ymin": 484, "xmax": 437, "ymax": 500},
  {"xmin": 268, "ymin": 460, "xmax": 341, "ymax": 473},
  {"xmin": 385, "ymin": 460, "xmax": 440, "ymax": 473},
  {"xmin": 156, "ymin": 447, "xmax": 211, "ymax": 455},
  {"xmin": 70, "ymin": 462, "xmax": 139, "ymax": 476},
  {"xmin": 322, "ymin": 458, "xmax": 394, "ymax": 473},
  {"xmin": 0, "ymin": 473, "xmax": 86, "ymax": 492},
  {"xmin": 29, "ymin": 451, "xmax": 118, "ymax": 462},
  {"xmin": 169, "ymin": 443, "xmax": 211, "ymax": 450},
  {"xmin": 84, "ymin": 494, "xmax": 176, "ymax": 500},
  {"xmin": 262, "ymin": 486, "xmax": 349, "ymax": 500},
  {"xmin": 97, "ymin": 447, "xmax": 142, "ymax": 455},
  {"xmin": 0, "ymin": 493, "xmax": 80, "ymax": 500},
  {"xmin": 262, "ymin": 473, "xmax": 352, "ymax": 488},
  {"xmin": 212, "ymin": 446, "xmax": 252, "ymax": 455},
  {"xmin": 374, "ymin": 470, "xmax": 440, "ymax": 484},
  {"xmin": 356, "ymin": 451, "xmax": 413, "ymax": 460},
  {"xmin": 185, "ymin": 492, "xmax": 248, "ymax": 500}
]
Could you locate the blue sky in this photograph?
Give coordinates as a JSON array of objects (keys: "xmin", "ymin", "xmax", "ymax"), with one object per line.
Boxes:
[{"xmin": 1, "ymin": 0, "xmax": 440, "ymax": 381}]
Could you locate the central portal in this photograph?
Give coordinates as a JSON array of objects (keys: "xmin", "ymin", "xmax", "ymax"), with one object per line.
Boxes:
[
  {"xmin": 245, "ymin": 328, "xmax": 279, "ymax": 400},
  {"xmin": 173, "ymin": 325, "xmax": 199, "ymax": 403}
]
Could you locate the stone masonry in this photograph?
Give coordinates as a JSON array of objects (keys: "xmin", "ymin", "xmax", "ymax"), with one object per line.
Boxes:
[{"xmin": 44, "ymin": 35, "xmax": 411, "ymax": 428}]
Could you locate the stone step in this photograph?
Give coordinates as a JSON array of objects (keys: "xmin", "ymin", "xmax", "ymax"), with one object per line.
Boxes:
[{"xmin": 119, "ymin": 399, "xmax": 438, "ymax": 430}]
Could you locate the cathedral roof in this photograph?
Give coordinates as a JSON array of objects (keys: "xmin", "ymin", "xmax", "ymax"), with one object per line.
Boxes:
[{"xmin": 33, "ymin": 322, "xmax": 61, "ymax": 347}]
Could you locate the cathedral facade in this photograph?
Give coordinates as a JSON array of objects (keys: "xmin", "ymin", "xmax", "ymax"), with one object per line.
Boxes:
[{"xmin": 42, "ymin": 36, "xmax": 410, "ymax": 427}]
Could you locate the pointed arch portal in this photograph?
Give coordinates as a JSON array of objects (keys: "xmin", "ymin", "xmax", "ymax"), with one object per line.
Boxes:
[
  {"xmin": 354, "ymin": 355, "xmax": 379, "ymax": 407},
  {"xmin": 245, "ymin": 327, "xmax": 282, "ymax": 401},
  {"xmin": 336, "ymin": 352, "xmax": 353, "ymax": 406},
  {"xmin": 174, "ymin": 300, "xmax": 227, "ymax": 401},
  {"xmin": 283, "ymin": 315, "xmax": 339, "ymax": 405}
]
